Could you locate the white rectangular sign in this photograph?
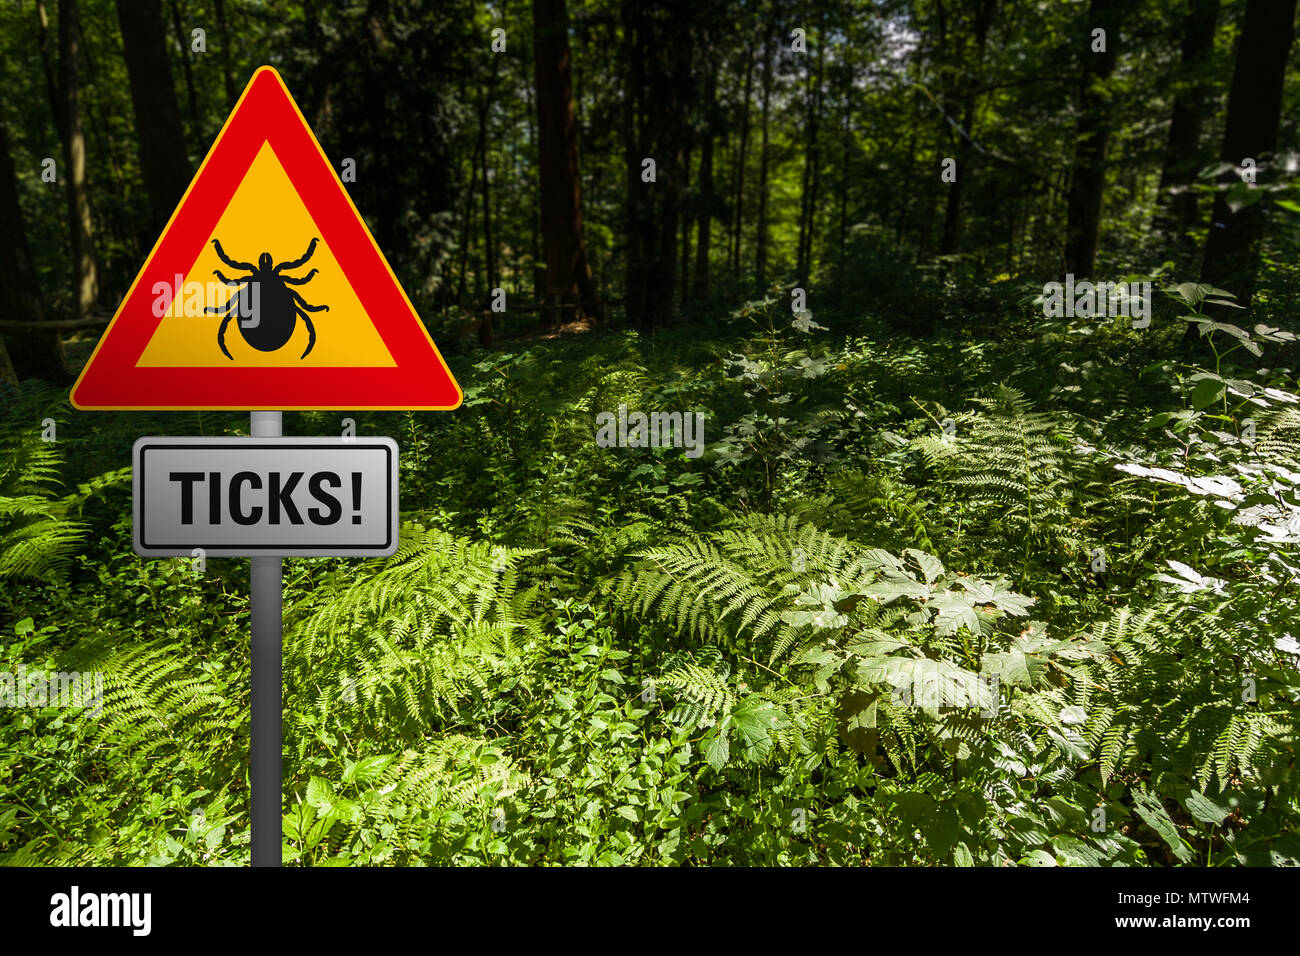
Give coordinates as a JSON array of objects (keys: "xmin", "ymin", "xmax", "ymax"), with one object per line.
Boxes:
[{"xmin": 133, "ymin": 437, "xmax": 398, "ymax": 557}]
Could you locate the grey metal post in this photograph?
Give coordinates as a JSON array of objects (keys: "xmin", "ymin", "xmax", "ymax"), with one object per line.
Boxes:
[{"xmin": 250, "ymin": 411, "xmax": 282, "ymax": 867}]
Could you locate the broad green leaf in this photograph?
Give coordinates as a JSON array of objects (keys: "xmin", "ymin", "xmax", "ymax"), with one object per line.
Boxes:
[
  {"xmin": 1190, "ymin": 376, "xmax": 1225, "ymax": 410},
  {"xmin": 929, "ymin": 591, "xmax": 980, "ymax": 636},
  {"xmin": 905, "ymin": 548, "xmax": 945, "ymax": 585},
  {"xmin": 1133, "ymin": 788, "xmax": 1193, "ymax": 862},
  {"xmin": 958, "ymin": 577, "xmax": 1035, "ymax": 615},
  {"xmin": 1184, "ymin": 790, "xmax": 1230, "ymax": 826},
  {"xmin": 702, "ymin": 723, "xmax": 730, "ymax": 771},
  {"xmin": 305, "ymin": 777, "xmax": 337, "ymax": 815}
]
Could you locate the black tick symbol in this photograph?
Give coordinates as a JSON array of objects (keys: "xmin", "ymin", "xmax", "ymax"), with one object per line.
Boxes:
[{"xmin": 205, "ymin": 237, "xmax": 330, "ymax": 360}]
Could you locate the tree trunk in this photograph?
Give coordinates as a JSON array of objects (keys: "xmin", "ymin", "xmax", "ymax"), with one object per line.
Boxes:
[
  {"xmin": 455, "ymin": 135, "xmax": 478, "ymax": 306},
  {"xmin": 479, "ymin": 93, "xmax": 496, "ymax": 348},
  {"xmin": 35, "ymin": 2, "xmax": 61, "ymax": 141},
  {"xmin": 754, "ymin": 14, "xmax": 775, "ymax": 290},
  {"xmin": 837, "ymin": 97, "xmax": 850, "ymax": 268},
  {"xmin": 170, "ymin": 0, "xmax": 203, "ymax": 144},
  {"xmin": 480, "ymin": 99, "xmax": 497, "ymax": 296},
  {"xmin": 1063, "ymin": 0, "xmax": 1118, "ymax": 278},
  {"xmin": 55, "ymin": 0, "xmax": 99, "ymax": 319},
  {"xmin": 115, "ymin": 0, "xmax": 191, "ymax": 237},
  {"xmin": 693, "ymin": 76, "xmax": 716, "ymax": 301},
  {"xmin": 0, "ymin": 119, "xmax": 69, "ymax": 383},
  {"xmin": 213, "ymin": 0, "xmax": 237, "ymax": 107},
  {"xmin": 1156, "ymin": 0, "xmax": 1219, "ymax": 243},
  {"xmin": 938, "ymin": 0, "xmax": 996, "ymax": 258},
  {"xmin": 1200, "ymin": 0, "xmax": 1296, "ymax": 307},
  {"xmin": 679, "ymin": 144, "xmax": 692, "ymax": 305},
  {"xmin": 730, "ymin": 42, "xmax": 754, "ymax": 284},
  {"xmin": 621, "ymin": 0, "xmax": 646, "ymax": 325},
  {"xmin": 797, "ymin": 17, "xmax": 825, "ymax": 288},
  {"xmin": 534, "ymin": 0, "xmax": 601, "ymax": 328}
]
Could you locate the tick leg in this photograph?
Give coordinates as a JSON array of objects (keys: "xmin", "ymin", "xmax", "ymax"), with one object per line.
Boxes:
[
  {"xmin": 216, "ymin": 312, "xmax": 235, "ymax": 361},
  {"xmin": 213, "ymin": 270, "xmax": 251, "ymax": 286},
  {"xmin": 211, "ymin": 239, "xmax": 255, "ymax": 271},
  {"xmin": 288, "ymin": 288, "xmax": 329, "ymax": 312},
  {"xmin": 297, "ymin": 308, "xmax": 316, "ymax": 359},
  {"xmin": 203, "ymin": 294, "xmax": 242, "ymax": 315},
  {"xmin": 280, "ymin": 269, "xmax": 318, "ymax": 285},
  {"xmin": 276, "ymin": 237, "xmax": 319, "ymax": 273}
]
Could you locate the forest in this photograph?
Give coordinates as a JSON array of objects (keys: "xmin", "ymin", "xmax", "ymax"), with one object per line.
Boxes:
[{"xmin": 0, "ymin": 0, "xmax": 1298, "ymax": 867}]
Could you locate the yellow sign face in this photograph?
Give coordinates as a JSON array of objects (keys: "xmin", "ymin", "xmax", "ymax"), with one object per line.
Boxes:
[
  {"xmin": 70, "ymin": 66, "xmax": 462, "ymax": 410},
  {"xmin": 136, "ymin": 142, "xmax": 397, "ymax": 368}
]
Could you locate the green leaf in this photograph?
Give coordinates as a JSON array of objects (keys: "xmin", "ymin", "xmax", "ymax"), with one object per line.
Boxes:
[
  {"xmin": 929, "ymin": 591, "xmax": 980, "ymax": 636},
  {"xmin": 905, "ymin": 549, "xmax": 945, "ymax": 585},
  {"xmin": 702, "ymin": 723, "xmax": 730, "ymax": 771},
  {"xmin": 730, "ymin": 695, "xmax": 786, "ymax": 762},
  {"xmin": 1184, "ymin": 791, "xmax": 1230, "ymax": 827},
  {"xmin": 1133, "ymin": 788, "xmax": 1193, "ymax": 862},
  {"xmin": 305, "ymin": 777, "xmax": 337, "ymax": 815},
  {"xmin": 342, "ymin": 755, "xmax": 393, "ymax": 784},
  {"xmin": 1190, "ymin": 376, "xmax": 1225, "ymax": 410},
  {"xmin": 958, "ymin": 577, "xmax": 1035, "ymax": 615}
]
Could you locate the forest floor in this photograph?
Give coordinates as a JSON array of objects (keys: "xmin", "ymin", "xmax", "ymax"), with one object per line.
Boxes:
[{"xmin": 1, "ymin": 294, "xmax": 1298, "ymax": 865}]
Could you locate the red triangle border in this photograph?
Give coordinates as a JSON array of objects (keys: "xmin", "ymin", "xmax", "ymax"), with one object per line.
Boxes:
[{"xmin": 70, "ymin": 66, "xmax": 462, "ymax": 411}]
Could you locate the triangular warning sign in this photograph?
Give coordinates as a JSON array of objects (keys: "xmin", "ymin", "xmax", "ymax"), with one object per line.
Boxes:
[{"xmin": 71, "ymin": 67, "xmax": 462, "ymax": 411}]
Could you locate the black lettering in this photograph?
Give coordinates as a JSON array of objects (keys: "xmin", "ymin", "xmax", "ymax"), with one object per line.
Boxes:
[
  {"xmin": 208, "ymin": 472, "xmax": 221, "ymax": 525},
  {"xmin": 308, "ymin": 471, "xmax": 342, "ymax": 525},
  {"xmin": 269, "ymin": 471, "xmax": 303, "ymax": 524},
  {"xmin": 230, "ymin": 472, "xmax": 262, "ymax": 525},
  {"xmin": 169, "ymin": 473, "xmax": 205, "ymax": 524}
]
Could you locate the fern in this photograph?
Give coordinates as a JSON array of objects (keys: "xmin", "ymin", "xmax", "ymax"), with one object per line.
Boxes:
[
  {"xmin": 1026, "ymin": 601, "xmax": 1298, "ymax": 786},
  {"xmin": 914, "ymin": 385, "xmax": 1085, "ymax": 570},
  {"xmin": 287, "ymin": 523, "xmax": 544, "ymax": 729}
]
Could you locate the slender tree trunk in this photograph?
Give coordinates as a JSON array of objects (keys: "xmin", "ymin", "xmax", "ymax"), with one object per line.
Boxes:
[
  {"xmin": 477, "ymin": 67, "xmax": 497, "ymax": 349},
  {"xmin": 525, "ymin": 79, "xmax": 544, "ymax": 305},
  {"xmin": 534, "ymin": 0, "xmax": 601, "ymax": 328},
  {"xmin": 0, "ymin": 120, "xmax": 69, "ymax": 383},
  {"xmin": 895, "ymin": 134, "xmax": 916, "ymax": 247},
  {"xmin": 621, "ymin": 0, "xmax": 648, "ymax": 326},
  {"xmin": 939, "ymin": 0, "xmax": 997, "ymax": 258},
  {"xmin": 679, "ymin": 144, "xmax": 692, "ymax": 305},
  {"xmin": 797, "ymin": 18, "xmax": 825, "ymax": 288},
  {"xmin": 1062, "ymin": 0, "xmax": 1118, "ymax": 278},
  {"xmin": 1157, "ymin": 0, "xmax": 1219, "ymax": 243},
  {"xmin": 170, "ymin": 0, "xmax": 203, "ymax": 144},
  {"xmin": 730, "ymin": 42, "xmax": 754, "ymax": 284},
  {"xmin": 213, "ymin": 0, "xmax": 236, "ymax": 107},
  {"xmin": 58, "ymin": 0, "xmax": 98, "ymax": 318},
  {"xmin": 939, "ymin": 96, "xmax": 973, "ymax": 256},
  {"xmin": 837, "ymin": 99, "xmax": 850, "ymax": 268},
  {"xmin": 115, "ymin": 0, "xmax": 191, "ymax": 237},
  {"xmin": 1200, "ymin": 0, "xmax": 1296, "ymax": 307},
  {"xmin": 480, "ymin": 107, "xmax": 496, "ymax": 295},
  {"xmin": 693, "ymin": 77, "xmax": 716, "ymax": 301},
  {"xmin": 455, "ymin": 137, "xmax": 478, "ymax": 306},
  {"xmin": 35, "ymin": 2, "xmax": 61, "ymax": 140},
  {"xmin": 755, "ymin": 15, "xmax": 775, "ymax": 290}
]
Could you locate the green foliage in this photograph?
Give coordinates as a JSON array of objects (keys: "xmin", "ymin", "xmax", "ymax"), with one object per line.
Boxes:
[{"xmin": 2, "ymin": 284, "xmax": 1298, "ymax": 866}]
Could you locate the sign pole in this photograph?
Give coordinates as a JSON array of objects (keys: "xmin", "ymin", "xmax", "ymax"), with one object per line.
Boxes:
[{"xmin": 249, "ymin": 410, "xmax": 283, "ymax": 867}]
